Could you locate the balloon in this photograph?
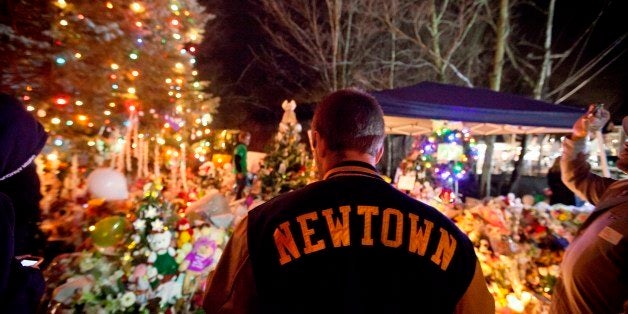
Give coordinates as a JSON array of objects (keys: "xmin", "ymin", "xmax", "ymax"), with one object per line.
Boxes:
[
  {"xmin": 91, "ymin": 216, "xmax": 127, "ymax": 247},
  {"xmin": 87, "ymin": 168, "xmax": 129, "ymax": 201}
]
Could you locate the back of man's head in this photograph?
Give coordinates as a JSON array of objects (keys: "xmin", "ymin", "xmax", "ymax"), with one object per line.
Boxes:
[{"xmin": 312, "ymin": 89, "xmax": 385, "ymax": 156}]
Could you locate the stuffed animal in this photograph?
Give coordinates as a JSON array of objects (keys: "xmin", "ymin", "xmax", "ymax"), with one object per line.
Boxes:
[
  {"xmin": 179, "ymin": 237, "xmax": 218, "ymax": 294},
  {"xmin": 147, "ymin": 230, "xmax": 178, "ymax": 276},
  {"xmin": 176, "ymin": 218, "xmax": 193, "ymax": 248}
]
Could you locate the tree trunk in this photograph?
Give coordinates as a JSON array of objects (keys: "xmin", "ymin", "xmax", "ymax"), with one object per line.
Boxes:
[
  {"xmin": 341, "ymin": 3, "xmax": 354, "ymax": 89},
  {"xmin": 508, "ymin": 134, "xmax": 530, "ymax": 193},
  {"xmin": 507, "ymin": 0, "xmax": 554, "ymax": 193},
  {"xmin": 534, "ymin": 0, "xmax": 555, "ymax": 99},
  {"xmin": 481, "ymin": 0, "xmax": 509, "ymax": 197},
  {"xmin": 480, "ymin": 135, "xmax": 495, "ymax": 196}
]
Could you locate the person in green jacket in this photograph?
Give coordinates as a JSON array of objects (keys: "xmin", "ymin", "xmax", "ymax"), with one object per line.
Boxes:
[{"xmin": 233, "ymin": 131, "xmax": 251, "ymax": 199}]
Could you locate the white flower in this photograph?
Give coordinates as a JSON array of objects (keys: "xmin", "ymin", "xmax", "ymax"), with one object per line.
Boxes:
[
  {"xmin": 120, "ymin": 291, "xmax": 136, "ymax": 308},
  {"xmin": 144, "ymin": 206, "xmax": 158, "ymax": 219},
  {"xmin": 151, "ymin": 219, "xmax": 164, "ymax": 232},
  {"xmin": 147, "ymin": 266, "xmax": 158, "ymax": 279},
  {"xmin": 133, "ymin": 219, "xmax": 146, "ymax": 231},
  {"xmin": 112, "ymin": 270, "xmax": 124, "ymax": 280},
  {"xmin": 79, "ymin": 257, "xmax": 96, "ymax": 273}
]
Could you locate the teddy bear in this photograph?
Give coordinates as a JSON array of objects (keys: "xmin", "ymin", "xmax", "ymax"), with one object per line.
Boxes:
[{"xmin": 147, "ymin": 230, "xmax": 178, "ymax": 276}]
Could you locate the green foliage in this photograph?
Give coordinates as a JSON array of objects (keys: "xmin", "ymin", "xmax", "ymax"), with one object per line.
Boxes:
[{"xmin": 258, "ymin": 123, "xmax": 313, "ymax": 199}]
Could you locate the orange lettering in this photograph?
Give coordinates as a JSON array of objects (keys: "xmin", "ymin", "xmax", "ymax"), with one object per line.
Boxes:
[
  {"xmin": 274, "ymin": 221, "xmax": 301, "ymax": 265},
  {"xmin": 322, "ymin": 206, "xmax": 351, "ymax": 247},
  {"xmin": 296, "ymin": 211, "xmax": 326, "ymax": 254}
]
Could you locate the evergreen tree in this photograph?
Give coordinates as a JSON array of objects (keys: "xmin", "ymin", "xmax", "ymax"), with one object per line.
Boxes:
[
  {"xmin": 5, "ymin": 0, "xmax": 219, "ymax": 154},
  {"xmin": 258, "ymin": 100, "xmax": 312, "ymax": 199}
]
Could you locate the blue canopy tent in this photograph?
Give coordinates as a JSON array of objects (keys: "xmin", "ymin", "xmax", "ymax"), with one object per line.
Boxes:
[{"xmin": 371, "ymin": 81, "xmax": 585, "ymax": 135}]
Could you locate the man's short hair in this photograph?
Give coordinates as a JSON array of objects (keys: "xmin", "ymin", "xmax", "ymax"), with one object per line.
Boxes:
[{"xmin": 312, "ymin": 88, "xmax": 386, "ymax": 156}]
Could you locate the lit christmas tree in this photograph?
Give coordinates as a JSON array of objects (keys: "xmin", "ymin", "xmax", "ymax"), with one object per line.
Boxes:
[
  {"xmin": 13, "ymin": 0, "xmax": 220, "ymax": 163},
  {"xmin": 258, "ymin": 100, "xmax": 313, "ymax": 199}
]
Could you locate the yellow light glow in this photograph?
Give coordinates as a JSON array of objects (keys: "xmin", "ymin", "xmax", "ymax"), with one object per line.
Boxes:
[
  {"xmin": 104, "ymin": 110, "xmax": 111, "ymax": 116},
  {"xmin": 171, "ymin": 19, "xmax": 179, "ymax": 26},
  {"xmin": 51, "ymin": 117, "xmax": 61, "ymax": 125},
  {"xmin": 131, "ymin": 70, "xmax": 139, "ymax": 76},
  {"xmin": 175, "ymin": 93, "xmax": 182, "ymax": 98},
  {"xmin": 165, "ymin": 78, "xmax": 172, "ymax": 84},
  {"xmin": 168, "ymin": 91, "xmax": 174, "ymax": 96},
  {"xmin": 175, "ymin": 63, "xmax": 184, "ymax": 69},
  {"xmin": 128, "ymin": 87, "xmax": 136, "ymax": 94},
  {"xmin": 106, "ymin": 2, "xmax": 113, "ymax": 9},
  {"xmin": 75, "ymin": 100, "xmax": 83, "ymax": 106},
  {"xmin": 176, "ymin": 136, "xmax": 182, "ymax": 142},
  {"xmin": 170, "ymin": 4, "xmax": 178, "ymax": 11},
  {"xmin": 175, "ymin": 78, "xmax": 183, "ymax": 84},
  {"xmin": 47, "ymin": 153, "xmax": 58, "ymax": 161},
  {"xmin": 192, "ymin": 70, "xmax": 198, "ymax": 76},
  {"xmin": 60, "ymin": 19, "xmax": 68, "ymax": 26},
  {"xmin": 56, "ymin": 0, "xmax": 67, "ymax": 8},
  {"xmin": 109, "ymin": 102, "xmax": 116, "ymax": 107},
  {"xmin": 26, "ymin": 105, "xmax": 35, "ymax": 111},
  {"xmin": 176, "ymin": 105, "xmax": 183, "ymax": 113},
  {"xmin": 193, "ymin": 82, "xmax": 200, "ymax": 88},
  {"xmin": 37, "ymin": 110, "xmax": 46, "ymax": 118},
  {"xmin": 130, "ymin": 2, "xmax": 143, "ymax": 12},
  {"xmin": 88, "ymin": 122, "xmax": 94, "ymax": 127},
  {"xmin": 74, "ymin": 52, "xmax": 82, "ymax": 59},
  {"xmin": 164, "ymin": 123, "xmax": 170, "ymax": 128},
  {"xmin": 88, "ymin": 225, "xmax": 95, "ymax": 232},
  {"xmin": 110, "ymin": 63, "xmax": 119, "ymax": 70},
  {"xmin": 135, "ymin": 21, "xmax": 142, "ymax": 27},
  {"xmin": 78, "ymin": 115, "xmax": 87, "ymax": 121}
]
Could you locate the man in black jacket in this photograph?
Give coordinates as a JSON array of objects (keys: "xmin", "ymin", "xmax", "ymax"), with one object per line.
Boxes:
[{"xmin": 204, "ymin": 89, "xmax": 494, "ymax": 314}]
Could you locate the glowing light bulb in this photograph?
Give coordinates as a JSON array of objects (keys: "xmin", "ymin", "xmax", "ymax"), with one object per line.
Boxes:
[
  {"xmin": 128, "ymin": 87, "xmax": 136, "ymax": 94},
  {"xmin": 51, "ymin": 117, "xmax": 61, "ymax": 125},
  {"xmin": 165, "ymin": 78, "xmax": 172, "ymax": 84},
  {"xmin": 130, "ymin": 2, "xmax": 142, "ymax": 12},
  {"xmin": 74, "ymin": 52, "xmax": 82, "ymax": 59},
  {"xmin": 129, "ymin": 53, "xmax": 138, "ymax": 60},
  {"xmin": 57, "ymin": 0, "xmax": 67, "ymax": 8},
  {"xmin": 55, "ymin": 57, "xmax": 66, "ymax": 64},
  {"xmin": 135, "ymin": 21, "xmax": 142, "ymax": 27},
  {"xmin": 170, "ymin": 4, "xmax": 179, "ymax": 11},
  {"xmin": 56, "ymin": 98, "xmax": 67, "ymax": 105},
  {"xmin": 75, "ymin": 100, "xmax": 83, "ymax": 106},
  {"xmin": 104, "ymin": 110, "xmax": 111, "ymax": 116},
  {"xmin": 78, "ymin": 115, "xmax": 87, "ymax": 121},
  {"xmin": 111, "ymin": 63, "xmax": 119, "ymax": 70},
  {"xmin": 26, "ymin": 105, "xmax": 35, "ymax": 111},
  {"xmin": 106, "ymin": 2, "xmax": 113, "ymax": 9},
  {"xmin": 173, "ymin": 33, "xmax": 181, "ymax": 40},
  {"xmin": 131, "ymin": 70, "xmax": 139, "ymax": 76},
  {"xmin": 171, "ymin": 19, "xmax": 179, "ymax": 26},
  {"xmin": 66, "ymin": 120, "xmax": 73, "ymax": 126},
  {"xmin": 59, "ymin": 19, "xmax": 68, "ymax": 26}
]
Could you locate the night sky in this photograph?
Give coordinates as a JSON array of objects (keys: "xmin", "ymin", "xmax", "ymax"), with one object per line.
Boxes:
[{"xmin": 196, "ymin": 0, "xmax": 627, "ymax": 150}]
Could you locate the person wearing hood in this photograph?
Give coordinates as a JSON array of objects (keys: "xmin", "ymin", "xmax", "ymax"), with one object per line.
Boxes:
[
  {"xmin": 550, "ymin": 106, "xmax": 628, "ymax": 314},
  {"xmin": 0, "ymin": 93, "xmax": 48, "ymax": 312}
]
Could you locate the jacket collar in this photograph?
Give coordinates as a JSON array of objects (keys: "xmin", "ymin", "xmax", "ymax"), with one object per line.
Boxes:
[{"xmin": 323, "ymin": 160, "xmax": 382, "ymax": 181}]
